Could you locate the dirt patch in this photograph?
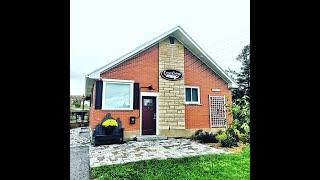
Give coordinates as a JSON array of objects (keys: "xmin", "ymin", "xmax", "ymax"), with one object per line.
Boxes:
[
  {"xmin": 223, "ymin": 144, "xmax": 246, "ymax": 153},
  {"xmin": 207, "ymin": 143, "xmax": 248, "ymax": 153}
]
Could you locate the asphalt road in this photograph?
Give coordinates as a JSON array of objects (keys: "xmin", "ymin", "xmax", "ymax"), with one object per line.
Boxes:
[{"xmin": 70, "ymin": 146, "xmax": 90, "ymax": 180}]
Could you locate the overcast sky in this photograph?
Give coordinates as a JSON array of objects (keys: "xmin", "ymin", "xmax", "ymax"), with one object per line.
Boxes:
[{"xmin": 70, "ymin": 0, "xmax": 250, "ymax": 95}]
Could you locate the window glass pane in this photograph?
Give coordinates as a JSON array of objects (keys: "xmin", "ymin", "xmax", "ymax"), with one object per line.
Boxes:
[
  {"xmin": 143, "ymin": 99, "xmax": 153, "ymax": 106},
  {"xmin": 105, "ymin": 83, "xmax": 130, "ymax": 108},
  {"xmin": 192, "ymin": 88, "xmax": 198, "ymax": 102},
  {"xmin": 185, "ymin": 88, "xmax": 191, "ymax": 102}
]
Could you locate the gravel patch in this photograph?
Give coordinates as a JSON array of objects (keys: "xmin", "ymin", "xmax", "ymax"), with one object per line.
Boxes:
[{"xmin": 70, "ymin": 127, "xmax": 91, "ymax": 147}]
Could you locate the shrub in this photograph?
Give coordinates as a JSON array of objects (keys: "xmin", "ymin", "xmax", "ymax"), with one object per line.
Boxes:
[
  {"xmin": 73, "ymin": 99, "xmax": 81, "ymax": 108},
  {"xmin": 194, "ymin": 129, "xmax": 203, "ymax": 136},
  {"xmin": 224, "ymin": 95, "xmax": 250, "ymax": 146},
  {"xmin": 215, "ymin": 132, "xmax": 227, "ymax": 142},
  {"xmin": 202, "ymin": 132, "xmax": 218, "ymax": 143},
  {"xmin": 240, "ymin": 133, "xmax": 250, "ymax": 144},
  {"xmin": 190, "ymin": 129, "xmax": 202, "ymax": 140},
  {"xmin": 216, "ymin": 129, "xmax": 224, "ymax": 135},
  {"xmin": 230, "ymin": 96, "xmax": 250, "ymax": 135},
  {"xmin": 191, "ymin": 130, "xmax": 218, "ymax": 143},
  {"xmin": 221, "ymin": 135, "xmax": 238, "ymax": 147},
  {"xmin": 220, "ymin": 128, "xmax": 241, "ymax": 147}
]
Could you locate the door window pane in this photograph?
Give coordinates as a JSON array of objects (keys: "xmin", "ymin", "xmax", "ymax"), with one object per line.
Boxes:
[{"xmin": 143, "ymin": 99, "xmax": 153, "ymax": 106}]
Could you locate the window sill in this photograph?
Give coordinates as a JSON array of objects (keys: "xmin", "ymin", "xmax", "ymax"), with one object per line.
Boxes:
[
  {"xmin": 101, "ymin": 108, "xmax": 134, "ymax": 111},
  {"xmin": 185, "ymin": 103, "xmax": 202, "ymax": 106}
]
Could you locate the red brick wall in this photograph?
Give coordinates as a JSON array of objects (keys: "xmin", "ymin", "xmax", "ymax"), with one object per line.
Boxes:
[
  {"xmin": 89, "ymin": 44, "xmax": 233, "ymax": 132},
  {"xmin": 89, "ymin": 45, "xmax": 159, "ymax": 130},
  {"xmin": 184, "ymin": 48, "xmax": 233, "ymax": 129}
]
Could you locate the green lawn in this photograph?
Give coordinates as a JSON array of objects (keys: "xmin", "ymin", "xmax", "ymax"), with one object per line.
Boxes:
[{"xmin": 90, "ymin": 146, "xmax": 250, "ymax": 180}]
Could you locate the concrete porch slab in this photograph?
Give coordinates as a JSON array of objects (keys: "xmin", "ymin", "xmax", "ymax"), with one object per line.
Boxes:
[{"xmin": 136, "ymin": 135, "xmax": 168, "ymax": 142}]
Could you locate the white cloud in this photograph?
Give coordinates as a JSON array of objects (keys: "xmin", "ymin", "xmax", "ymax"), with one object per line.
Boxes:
[{"xmin": 70, "ymin": 0, "xmax": 250, "ymax": 95}]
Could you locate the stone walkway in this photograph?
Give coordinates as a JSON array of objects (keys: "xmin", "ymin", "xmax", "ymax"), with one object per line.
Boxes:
[
  {"xmin": 89, "ymin": 138, "xmax": 228, "ymax": 168},
  {"xmin": 70, "ymin": 128, "xmax": 230, "ymax": 169}
]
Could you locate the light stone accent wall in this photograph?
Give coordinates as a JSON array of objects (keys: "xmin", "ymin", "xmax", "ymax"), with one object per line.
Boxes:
[
  {"xmin": 160, "ymin": 128, "xmax": 227, "ymax": 138},
  {"xmin": 158, "ymin": 38, "xmax": 185, "ymax": 131},
  {"xmin": 124, "ymin": 130, "xmax": 140, "ymax": 140}
]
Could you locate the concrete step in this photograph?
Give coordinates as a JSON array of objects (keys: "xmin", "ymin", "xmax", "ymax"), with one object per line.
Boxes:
[
  {"xmin": 136, "ymin": 135, "xmax": 168, "ymax": 142},
  {"xmin": 80, "ymin": 127, "xmax": 90, "ymax": 132}
]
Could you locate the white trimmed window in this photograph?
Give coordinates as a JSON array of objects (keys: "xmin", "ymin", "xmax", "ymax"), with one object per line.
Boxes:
[
  {"xmin": 102, "ymin": 79, "xmax": 134, "ymax": 110},
  {"xmin": 185, "ymin": 86, "xmax": 200, "ymax": 104}
]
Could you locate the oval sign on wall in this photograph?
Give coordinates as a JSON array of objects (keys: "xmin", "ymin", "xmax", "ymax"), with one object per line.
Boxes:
[{"xmin": 160, "ymin": 70, "xmax": 183, "ymax": 81}]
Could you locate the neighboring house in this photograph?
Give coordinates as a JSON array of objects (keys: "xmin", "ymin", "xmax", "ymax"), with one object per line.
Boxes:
[{"xmin": 85, "ymin": 26, "xmax": 238, "ymax": 139}]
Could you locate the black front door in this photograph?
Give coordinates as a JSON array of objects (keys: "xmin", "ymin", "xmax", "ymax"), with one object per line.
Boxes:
[{"xmin": 142, "ymin": 96, "xmax": 156, "ymax": 135}]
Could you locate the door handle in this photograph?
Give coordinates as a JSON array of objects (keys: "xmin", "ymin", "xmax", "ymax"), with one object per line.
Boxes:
[{"xmin": 153, "ymin": 113, "xmax": 156, "ymax": 119}]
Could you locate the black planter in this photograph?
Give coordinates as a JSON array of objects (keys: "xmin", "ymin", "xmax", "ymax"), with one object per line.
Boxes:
[
  {"xmin": 105, "ymin": 126, "xmax": 115, "ymax": 135},
  {"xmin": 92, "ymin": 113, "xmax": 124, "ymax": 146},
  {"xmin": 93, "ymin": 128, "xmax": 124, "ymax": 146}
]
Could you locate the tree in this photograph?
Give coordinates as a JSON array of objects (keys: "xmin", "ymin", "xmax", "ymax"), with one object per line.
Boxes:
[
  {"xmin": 226, "ymin": 44, "xmax": 250, "ymax": 100},
  {"xmin": 73, "ymin": 99, "xmax": 81, "ymax": 108}
]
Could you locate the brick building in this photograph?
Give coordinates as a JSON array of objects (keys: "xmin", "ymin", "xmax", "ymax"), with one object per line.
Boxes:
[{"xmin": 85, "ymin": 26, "xmax": 237, "ymax": 139}]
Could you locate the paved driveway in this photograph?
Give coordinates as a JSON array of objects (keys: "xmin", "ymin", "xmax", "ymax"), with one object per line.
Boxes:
[
  {"xmin": 70, "ymin": 127, "xmax": 91, "ymax": 180},
  {"xmin": 70, "ymin": 146, "xmax": 90, "ymax": 180}
]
